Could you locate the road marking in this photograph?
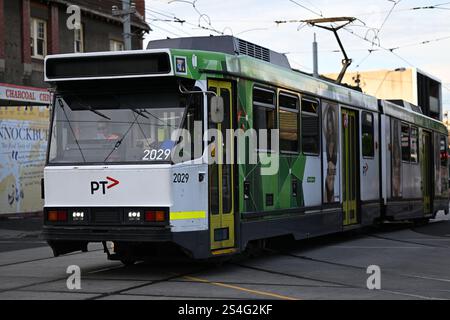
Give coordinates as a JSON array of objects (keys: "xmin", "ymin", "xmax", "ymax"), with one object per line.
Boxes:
[
  {"xmin": 404, "ymin": 274, "xmax": 450, "ymax": 283},
  {"xmin": 0, "ymin": 241, "xmax": 46, "ymax": 243},
  {"xmin": 88, "ymin": 265, "xmax": 124, "ymax": 274},
  {"xmin": 383, "ymin": 289, "xmax": 444, "ymax": 300},
  {"xmin": 334, "ymin": 246, "xmax": 423, "ymax": 249},
  {"xmin": 369, "ymin": 238, "xmax": 450, "ymax": 241},
  {"xmin": 399, "ymin": 238, "xmax": 450, "ymax": 241},
  {"xmin": 182, "ymin": 275, "xmax": 299, "ymax": 300}
]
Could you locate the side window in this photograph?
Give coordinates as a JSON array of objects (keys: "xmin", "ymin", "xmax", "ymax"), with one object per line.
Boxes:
[
  {"xmin": 440, "ymin": 135, "xmax": 448, "ymax": 167},
  {"xmin": 182, "ymin": 88, "xmax": 204, "ymax": 161},
  {"xmin": 401, "ymin": 123, "xmax": 410, "ymax": 162},
  {"xmin": 301, "ymin": 98, "xmax": 320, "ymax": 155},
  {"xmin": 279, "ymin": 92, "xmax": 299, "ymax": 153},
  {"xmin": 410, "ymin": 127, "xmax": 418, "ymax": 163},
  {"xmin": 362, "ymin": 112, "xmax": 374, "ymax": 158},
  {"xmin": 253, "ymin": 87, "xmax": 276, "ymax": 150}
]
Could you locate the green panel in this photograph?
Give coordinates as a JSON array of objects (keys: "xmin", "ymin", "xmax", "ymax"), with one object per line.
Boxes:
[
  {"xmin": 292, "ymin": 155, "xmax": 306, "ymax": 181},
  {"xmin": 235, "ymin": 78, "xmax": 308, "ymax": 216},
  {"xmin": 278, "ymin": 156, "xmax": 291, "ymax": 209}
]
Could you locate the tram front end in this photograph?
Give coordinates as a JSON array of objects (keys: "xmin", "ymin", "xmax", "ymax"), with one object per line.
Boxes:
[{"xmin": 42, "ymin": 50, "xmax": 214, "ymax": 262}]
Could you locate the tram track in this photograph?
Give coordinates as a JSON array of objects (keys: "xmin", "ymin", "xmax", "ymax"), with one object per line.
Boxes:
[
  {"xmin": 0, "ymin": 252, "xmax": 122, "ymax": 294},
  {"xmin": 266, "ymin": 248, "xmax": 450, "ymax": 284},
  {"xmin": 367, "ymin": 233, "xmax": 449, "ymax": 248},
  {"xmin": 0, "ymin": 247, "xmax": 105, "ymax": 268},
  {"xmin": 86, "ymin": 264, "xmax": 217, "ymax": 300},
  {"xmin": 1, "ymin": 220, "xmax": 448, "ymax": 299},
  {"xmin": 232, "ymin": 257, "xmax": 444, "ymax": 300}
]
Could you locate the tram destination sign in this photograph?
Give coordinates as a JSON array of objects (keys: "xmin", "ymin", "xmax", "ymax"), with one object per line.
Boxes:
[{"xmin": 45, "ymin": 51, "xmax": 172, "ymax": 81}]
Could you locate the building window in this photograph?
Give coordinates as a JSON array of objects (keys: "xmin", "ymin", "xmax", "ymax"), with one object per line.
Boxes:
[
  {"xmin": 279, "ymin": 92, "xmax": 299, "ymax": 153},
  {"xmin": 31, "ymin": 18, "xmax": 47, "ymax": 58},
  {"xmin": 301, "ymin": 98, "xmax": 320, "ymax": 155},
  {"xmin": 74, "ymin": 25, "xmax": 84, "ymax": 53},
  {"xmin": 410, "ymin": 126, "xmax": 418, "ymax": 163},
  {"xmin": 253, "ymin": 87, "xmax": 276, "ymax": 151},
  {"xmin": 401, "ymin": 123, "xmax": 410, "ymax": 162},
  {"xmin": 110, "ymin": 40, "xmax": 124, "ymax": 51},
  {"xmin": 362, "ymin": 112, "xmax": 374, "ymax": 158}
]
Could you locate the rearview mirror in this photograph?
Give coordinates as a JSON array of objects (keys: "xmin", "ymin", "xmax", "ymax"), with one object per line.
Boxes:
[{"xmin": 210, "ymin": 96, "xmax": 224, "ymax": 124}]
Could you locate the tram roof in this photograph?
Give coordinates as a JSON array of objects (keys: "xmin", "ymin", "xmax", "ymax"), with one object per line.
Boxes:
[
  {"xmin": 44, "ymin": 38, "xmax": 447, "ymax": 134},
  {"xmin": 380, "ymin": 100, "xmax": 447, "ymax": 134}
]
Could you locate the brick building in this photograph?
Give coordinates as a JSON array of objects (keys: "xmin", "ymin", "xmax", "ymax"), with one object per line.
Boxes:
[
  {"xmin": 0, "ymin": 0, "xmax": 149, "ymax": 90},
  {"xmin": 0, "ymin": 0, "xmax": 149, "ymax": 215}
]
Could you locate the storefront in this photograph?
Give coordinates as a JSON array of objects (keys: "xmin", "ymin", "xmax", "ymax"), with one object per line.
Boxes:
[{"xmin": 0, "ymin": 83, "xmax": 51, "ymax": 216}]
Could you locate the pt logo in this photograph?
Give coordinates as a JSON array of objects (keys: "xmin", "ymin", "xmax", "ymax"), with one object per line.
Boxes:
[{"xmin": 90, "ymin": 176, "xmax": 120, "ymax": 195}]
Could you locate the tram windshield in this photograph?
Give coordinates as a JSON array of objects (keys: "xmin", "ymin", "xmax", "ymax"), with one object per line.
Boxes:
[{"xmin": 48, "ymin": 89, "xmax": 203, "ymax": 164}]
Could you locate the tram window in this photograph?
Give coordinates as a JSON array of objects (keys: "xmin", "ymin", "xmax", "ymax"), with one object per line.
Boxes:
[
  {"xmin": 253, "ymin": 87, "xmax": 275, "ymax": 106},
  {"xmin": 279, "ymin": 93, "xmax": 298, "ymax": 110},
  {"xmin": 253, "ymin": 87, "xmax": 276, "ymax": 150},
  {"xmin": 301, "ymin": 98, "xmax": 319, "ymax": 155},
  {"xmin": 182, "ymin": 88, "xmax": 204, "ymax": 161},
  {"xmin": 279, "ymin": 92, "xmax": 299, "ymax": 153},
  {"xmin": 410, "ymin": 127, "xmax": 418, "ymax": 163},
  {"xmin": 401, "ymin": 123, "xmax": 410, "ymax": 162},
  {"xmin": 440, "ymin": 136, "xmax": 448, "ymax": 167},
  {"xmin": 362, "ymin": 112, "xmax": 374, "ymax": 158}
]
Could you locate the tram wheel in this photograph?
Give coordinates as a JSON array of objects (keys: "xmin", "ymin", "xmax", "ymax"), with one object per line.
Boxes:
[
  {"xmin": 120, "ymin": 258, "xmax": 137, "ymax": 266},
  {"xmin": 413, "ymin": 218, "xmax": 430, "ymax": 226}
]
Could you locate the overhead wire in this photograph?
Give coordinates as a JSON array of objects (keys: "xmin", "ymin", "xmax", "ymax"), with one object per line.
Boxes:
[
  {"xmin": 146, "ymin": 13, "xmax": 192, "ymax": 36},
  {"xmin": 288, "ymin": 0, "xmax": 323, "ymax": 17}
]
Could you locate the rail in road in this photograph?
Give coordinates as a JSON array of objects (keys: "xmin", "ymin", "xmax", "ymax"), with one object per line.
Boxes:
[{"xmin": 0, "ymin": 215, "xmax": 449, "ymax": 300}]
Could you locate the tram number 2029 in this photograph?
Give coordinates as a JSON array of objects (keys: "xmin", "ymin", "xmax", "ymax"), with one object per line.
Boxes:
[
  {"xmin": 173, "ymin": 173, "xmax": 189, "ymax": 184},
  {"xmin": 142, "ymin": 149, "xmax": 171, "ymax": 161}
]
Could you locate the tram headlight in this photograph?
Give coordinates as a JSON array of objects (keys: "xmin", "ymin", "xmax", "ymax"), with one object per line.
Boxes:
[
  {"xmin": 127, "ymin": 211, "xmax": 141, "ymax": 221},
  {"xmin": 72, "ymin": 211, "xmax": 85, "ymax": 221}
]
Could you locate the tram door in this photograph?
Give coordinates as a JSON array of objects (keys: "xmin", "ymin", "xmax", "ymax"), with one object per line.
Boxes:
[
  {"xmin": 421, "ymin": 131, "xmax": 432, "ymax": 214},
  {"xmin": 341, "ymin": 109, "xmax": 358, "ymax": 226},
  {"xmin": 207, "ymin": 80, "xmax": 235, "ymax": 251}
]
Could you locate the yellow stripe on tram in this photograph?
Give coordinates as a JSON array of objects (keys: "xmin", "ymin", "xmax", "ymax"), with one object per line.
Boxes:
[{"xmin": 170, "ymin": 211, "xmax": 207, "ymax": 220}]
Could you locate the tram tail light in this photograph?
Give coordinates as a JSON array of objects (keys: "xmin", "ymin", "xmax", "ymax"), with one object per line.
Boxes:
[
  {"xmin": 145, "ymin": 210, "xmax": 166, "ymax": 222},
  {"xmin": 48, "ymin": 210, "xmax": 67, "ymax": 222}
]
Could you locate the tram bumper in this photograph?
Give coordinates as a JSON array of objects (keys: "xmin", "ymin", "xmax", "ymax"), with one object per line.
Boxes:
[
  {"xmin": 42, "ymin": 225, "xmax": 172, "ymax": 242},
  {"xmin": 42, "ymin": 224, "xmax": 210, "ymax": 259}
]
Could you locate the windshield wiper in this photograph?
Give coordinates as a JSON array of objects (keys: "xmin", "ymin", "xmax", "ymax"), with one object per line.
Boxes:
[
  {"xmin": 57, "ymin": 98, "xmax": 86, "ymax": 162},
  {"xmin": 79, "ymin": 104, "xmax": 111, "ymax": 120},
  {"xmin": 103, "ymin": 110, "xmax": 141, "ymax": 163},
  {"xmin": 130, "ymin": 108, "xmax": 149, "ymax": 119}
]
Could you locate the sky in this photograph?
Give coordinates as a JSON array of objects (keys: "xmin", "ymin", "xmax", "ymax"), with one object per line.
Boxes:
[{"xmin": 143, "ymin": 0, "xmax": 450, "ymax": 111}]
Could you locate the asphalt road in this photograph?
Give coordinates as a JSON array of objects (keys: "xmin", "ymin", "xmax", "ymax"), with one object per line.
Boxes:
[{"xmin": 0, "ymin": 213, "xmax": 450, "ymax": 300}]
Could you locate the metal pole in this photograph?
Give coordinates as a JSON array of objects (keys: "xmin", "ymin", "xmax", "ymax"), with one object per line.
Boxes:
[
  {"xmin": 313, "ymin": 33, "xmax": 319, "ymax": 78},
  {"xmin": 122, "ymin": 0, "xmax": 132, "ymax": 50}
]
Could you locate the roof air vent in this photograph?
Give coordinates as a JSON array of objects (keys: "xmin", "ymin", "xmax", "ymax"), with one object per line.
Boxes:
[{"xmin": 237, "ymin": 39, "xmax": 270, "ymax": 62}]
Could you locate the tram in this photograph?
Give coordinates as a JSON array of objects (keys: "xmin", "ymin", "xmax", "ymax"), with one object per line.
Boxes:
[{"xmin": 42, "ymin": 36, "xmax": 449, "ymax": 263}]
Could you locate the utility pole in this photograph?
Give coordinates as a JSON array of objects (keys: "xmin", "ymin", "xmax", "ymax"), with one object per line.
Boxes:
[
  {"xmin": 112, "ymin": 1, "xmax": 136, "ymax": 50},
  {"xmin": 313, "ymin": 33, "xmax": 319, "ymax": 78}
]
